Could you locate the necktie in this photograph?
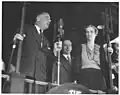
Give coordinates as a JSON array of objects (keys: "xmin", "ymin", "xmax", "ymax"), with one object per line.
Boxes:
[
  {"xmin": 67, "ymin": 56, "xmax": 71, "ymax": 64},
  {"xmin": 40, "ymin": 30, "xmax": 43, "ymax": 48}
]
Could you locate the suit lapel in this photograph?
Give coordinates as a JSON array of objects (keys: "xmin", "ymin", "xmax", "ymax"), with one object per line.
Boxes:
[
  {"xmin": 32, "ymin": 26, "xmax": 42, "ymax": 45},
  {"xmin": 71, "ymin": 56, "xmax": 74, "ymax": 65},
  {"xmin": 61, "ymin": 55, "xmax": 71, "ymax": 72}
]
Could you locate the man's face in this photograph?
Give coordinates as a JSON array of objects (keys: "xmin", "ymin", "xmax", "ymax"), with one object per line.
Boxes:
[
  {"xmin": 37, "ymin": 13, "xmax": 51, "ymax": 30},
  {"xmin": 85, "ymin": 27, "xmax": 97, "ymax": 41},
  {"xmin": 63, "ymin": 40, "xmax": 72, "ymax": 55},
  {"xmin": 114, "ymin": 43, "xmax": 119, "ymax": 55}
]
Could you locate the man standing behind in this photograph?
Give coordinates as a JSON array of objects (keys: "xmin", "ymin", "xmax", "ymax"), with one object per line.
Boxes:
[
  {"xmin": 52, "ymin": 40, "xmax": 75, "ymax": 84},
  {"xmin": 14, "ymin": 12, "xmax": 51, "ymax": 93}
]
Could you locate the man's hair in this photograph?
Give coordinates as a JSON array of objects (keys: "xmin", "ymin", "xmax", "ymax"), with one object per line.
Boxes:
[
  {"xmin": 36, "ymin": 12, "xmax": 49, "ymax": 21},
  {"xmin": 32, "ymin": 12, "xmax": 49, "ymax": 24},
  {"xmin": 63, "ymin": 40, "xmax": 72, "ymax": 45}
]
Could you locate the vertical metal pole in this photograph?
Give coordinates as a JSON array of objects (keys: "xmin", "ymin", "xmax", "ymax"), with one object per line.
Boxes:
[
  {"xmin": 16, "ymin": 3, "xmax": 27, "ymax": 73},
  {"xmin": 104, "ymin": 8, "xmax": 114, "ymax": 90},
  {"xmin": 57, "ymin": 40, "xmax": 61, "ymax": 85}
]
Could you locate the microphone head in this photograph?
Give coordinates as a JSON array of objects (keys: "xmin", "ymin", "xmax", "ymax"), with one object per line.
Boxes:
[
  {"xmin": 97, "ymin": 25, "xmax": 104, "ymax": 29},
  {"xmin": 59, "ymin": 18, "xmax": 64, "ymax": 28}
]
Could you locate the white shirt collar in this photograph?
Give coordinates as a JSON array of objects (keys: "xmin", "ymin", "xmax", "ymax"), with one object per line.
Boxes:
[
  {"xmin": 35, "ymin": 25, "xmax": 43, "ymax": 34},
  {"xmin": 63, "ymin": 54, "xmax": 71, "ymax": 60}
]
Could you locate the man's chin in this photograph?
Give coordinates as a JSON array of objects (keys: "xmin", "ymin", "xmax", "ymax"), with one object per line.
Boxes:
[
  {"xmin": 43, "ymin": 27, "xmax": 48, "ymax": 31},
  {"xmin": 87, "ymin": 38, "xmax": 93, "ymax": 41},
  {"xmin": 65, "ymin": 52, "xmax": 71, "ymax": 54},
  {"xmin": 44, "ymin": 26, "xmax": 49, "ymax": 30}
]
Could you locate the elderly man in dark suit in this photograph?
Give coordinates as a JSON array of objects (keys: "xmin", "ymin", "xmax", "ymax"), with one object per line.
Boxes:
[
  {"xmin": 14, "ymin": 12, "xmax": 51, "ymax": 93},
  {"xmin": 52, "ymin": 40, "xmax": 75, "ymax": 84}
]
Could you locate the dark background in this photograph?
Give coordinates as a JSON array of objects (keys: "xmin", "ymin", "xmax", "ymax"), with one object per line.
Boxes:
[{"xmin": 2, "ymin": 2, "xmax": 119, "ymax": 73}]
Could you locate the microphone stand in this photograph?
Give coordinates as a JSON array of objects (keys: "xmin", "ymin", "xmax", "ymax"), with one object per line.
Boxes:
[
  {"xmin": 57, "ymin": 38, "xmax": 61, "ymax": 86},
  {"xmin": 56, "ymin": 18, "xmax": 64, "ymax": 86}
]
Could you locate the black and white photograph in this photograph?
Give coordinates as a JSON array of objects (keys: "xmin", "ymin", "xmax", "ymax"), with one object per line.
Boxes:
[{"xmin": 1, "ymin": 1, "xmax": 119, "ymax": 94}]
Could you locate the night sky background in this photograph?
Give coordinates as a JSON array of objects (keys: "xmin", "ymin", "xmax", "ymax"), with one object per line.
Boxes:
[{"xmin": 2, "ymin": 2, "xmax": 118, "ymax": 78}]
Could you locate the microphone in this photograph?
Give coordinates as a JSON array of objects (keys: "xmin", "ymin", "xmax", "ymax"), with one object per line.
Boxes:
[
  {"xmin": 58, "ymin": 18, "xmax": 64, "ymax": 37},
  {"xmin": 97, "ymin": 25, "xmax": 105, "ymax": 29},
  {"xmin": 59, "ymin": 18, "xmax": 64, "ymax": 29}
]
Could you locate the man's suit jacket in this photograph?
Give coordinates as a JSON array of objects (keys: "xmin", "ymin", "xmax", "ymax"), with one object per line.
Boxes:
[
  {"xmin": 19, "ymin": 24, "xmax": 51, "ymax": 81},
  {"xmin": 52, "ymin": 55, "xmax": 75, "ymax": 84}
]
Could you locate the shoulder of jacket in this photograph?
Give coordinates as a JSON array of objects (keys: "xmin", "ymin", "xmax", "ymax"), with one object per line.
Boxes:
[
  {"xmin": 71, "ymin": 56, "xmax": 75, "ymax": 60},
  {"xmin": 95, "ymin": 44, "xmax": 100, "ymax": 48},
  {"xmin": 95, "ymin": 44, "xmax": 100, "ymax": 49},
  {"xmin": 94, "ymin": 44, "xmax": 101, "ymax": 53},
  {"xmin": 81, "ymin": 43, "xmax": 86, "ymax": 47}
]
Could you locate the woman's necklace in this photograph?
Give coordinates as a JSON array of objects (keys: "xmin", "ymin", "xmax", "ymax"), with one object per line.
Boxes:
[{"xmin": 86, "ymin": 44, "xmax": 95, "ymax": 60}]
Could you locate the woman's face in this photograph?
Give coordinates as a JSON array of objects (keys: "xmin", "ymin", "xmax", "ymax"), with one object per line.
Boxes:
[{"xmin": 85, "ymin": 27, "xmax": 97, "ymax": 41}]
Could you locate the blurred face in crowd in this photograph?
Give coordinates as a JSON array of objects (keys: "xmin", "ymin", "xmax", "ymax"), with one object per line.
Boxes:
[
  {"xmin": 112, "ymin": 43, "xmax": 119, "ymax": 62},
  {"xmin": 113, "ymin": 43, "xmax": 119, "ymax": 55},
  {"xmin": 85, "ymin": 25, "xmax": 98, "ymax": 42},
  {"xmin": 63, "ymin": 40, "xmax": 72, "ymax": 55},
  {"xmin": 36, "ymin": 12, "xmax": 51, "ymax": 30}
]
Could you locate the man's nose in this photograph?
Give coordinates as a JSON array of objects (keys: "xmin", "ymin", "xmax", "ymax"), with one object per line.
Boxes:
[
  {"xmin": 67, "ymin": 46, "xmax": 71, "ymax": 49},
  {"xmin": 48, "ymin": 19, "xmax": 51, "ymax": 22},
  {"xmin": 88, "ymin": 32, "xmax": 91, "ymax": 35},
  {"xmin": 88, "ymin": 33, "xmax": 91, "ymax": 36}
]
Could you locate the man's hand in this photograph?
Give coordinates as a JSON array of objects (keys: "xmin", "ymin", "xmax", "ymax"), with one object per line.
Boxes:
[
  {"xmin": 2, "ymin": 62, "xmax": 5, "ymax": 71},
  {"xmin": 53, "ymin": 41, "xmax": 62, "ymax": 56},
  {"xmin": 14, "ymin": 33, "xmax": 26, "ymax": 41},
  {"xmin": 103, "ymin": 44, "xmax": 113, "ymax": 54},
  {"xmin": 107, "ymin": 46, "xmax": 113, "ymax": 54},
  {"xmin": 9, "ymin": 64, "xmax": 15, "ymax": 73}
]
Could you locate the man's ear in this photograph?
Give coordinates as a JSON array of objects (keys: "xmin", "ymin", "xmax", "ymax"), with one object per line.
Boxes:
[{"xmin": 36, "ymin": 16, "xmax": 40, "ymax": 21}]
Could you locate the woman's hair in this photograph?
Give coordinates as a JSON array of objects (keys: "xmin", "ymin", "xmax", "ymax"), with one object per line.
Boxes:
[{"xmin": 84, "ymin": 25, "xmax": 98, "ymax": 35}]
